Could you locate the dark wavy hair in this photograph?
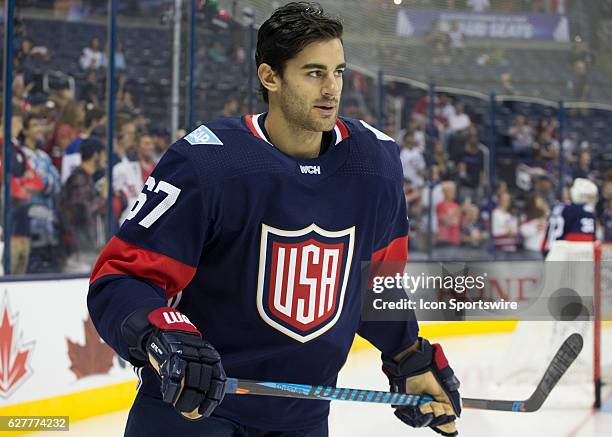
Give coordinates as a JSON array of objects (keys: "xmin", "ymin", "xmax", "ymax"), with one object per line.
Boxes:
[{"xmin": 256, "ymin": 2, "xmax": 343, "ymax": 103}]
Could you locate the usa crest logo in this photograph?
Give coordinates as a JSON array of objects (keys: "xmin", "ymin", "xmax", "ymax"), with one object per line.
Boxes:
[{"xmin": 257, "ymin": 223, "xmax": 355, "ymax": 342}]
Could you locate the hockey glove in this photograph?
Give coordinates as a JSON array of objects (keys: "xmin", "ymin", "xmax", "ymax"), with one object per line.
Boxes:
[
  {"xmin": 382, "ymin": 338, "xmax": 461, "ymax": 436},
  {"xmin": 122, "ymin": 307, "xmax": 226, "ymax": 420}
]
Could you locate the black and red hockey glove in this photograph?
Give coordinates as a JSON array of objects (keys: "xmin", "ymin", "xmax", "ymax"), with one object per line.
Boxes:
[
  {"xmin": 122, "ymin": 307, "xmax": 226, "ymax": 420},
  {"xmin": 382, "ymin": 338, "xmax": 461, "ymax": 436}
]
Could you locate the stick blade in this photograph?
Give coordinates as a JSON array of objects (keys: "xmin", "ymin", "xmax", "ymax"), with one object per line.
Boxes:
[
  {"xmin": 462, "ymin": 333, "xmax": 583, "ymax": 412},
  {"xmin": 524, "ymin": 332, "xmax": 583, "ymax": 412}
]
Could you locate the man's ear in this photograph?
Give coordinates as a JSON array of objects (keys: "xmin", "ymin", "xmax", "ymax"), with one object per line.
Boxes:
[{"xmin": 258, "ymin": 63, "xmax": 280, "ymax": 95}]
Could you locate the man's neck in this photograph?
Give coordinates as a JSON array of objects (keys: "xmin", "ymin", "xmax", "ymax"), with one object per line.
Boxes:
[
  {"xmin": 24, "ymin": 138, "xmax": 37, "ymax": 149},
  {"xmin": 81, "ymin": 161, "xmax": 95, "ymax": 175},
  {"xmin": 265, "ymin": 107, "xmax": 322, "ymax": 159}
]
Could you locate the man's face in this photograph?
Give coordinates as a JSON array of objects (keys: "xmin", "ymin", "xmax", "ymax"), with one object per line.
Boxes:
[
  {"xmin": 275, "ymin": 38, "xmax": 345, "ymax": 133},
  {"xmin": 25, "ymin": 118, "xmax": 44, "ymax": 143},
  {"xmin": 120, "ymin": 122, "xmax": 137, "ymax": 151},
  {"xmin": 138, "ymin": 136, "xmax": 155, "ymax": 161},
  {"xmin": 94, "ymin": 150, "xmax": 107, "ymax": 170}
]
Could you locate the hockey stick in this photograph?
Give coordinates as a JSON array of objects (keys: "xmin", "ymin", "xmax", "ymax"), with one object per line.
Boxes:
[{"xmin": 224, "ymin": 333, "xmax": 583, "ymax": 412}]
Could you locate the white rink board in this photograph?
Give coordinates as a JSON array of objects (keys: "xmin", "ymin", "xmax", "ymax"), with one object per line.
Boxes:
[{"xmin": 0, "ymin": 278, "xmax": 135, "ymax": 406}]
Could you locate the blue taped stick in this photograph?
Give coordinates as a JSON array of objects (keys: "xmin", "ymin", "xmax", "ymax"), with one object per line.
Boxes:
[{"xmin": 226, "ymin": 378, "xmax": 433, "ymax": 406}]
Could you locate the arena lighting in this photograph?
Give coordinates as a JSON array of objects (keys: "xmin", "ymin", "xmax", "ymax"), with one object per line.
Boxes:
[{"xmin": 394, "ymin": 0, "xmax": 402, "ymax": 5}]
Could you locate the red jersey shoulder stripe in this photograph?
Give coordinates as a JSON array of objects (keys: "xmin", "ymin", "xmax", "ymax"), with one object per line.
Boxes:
[
  {"xmin": 244, "ymin": 113, "xmax": 273, "ymax": 145},
  {"xmin": 90, "ymin": 236, "xmax": 196, "ymax": 298},
  {"xmin": 244, "ymin": 114, "xmax": 261, "ymax": 139},
  {"xmin": 334, "ymin": 119, "xmax": 350, "ymax": 145},
  {"xmin": 371, "ymin": 235, "xmax": 409, "ymax": 263}
]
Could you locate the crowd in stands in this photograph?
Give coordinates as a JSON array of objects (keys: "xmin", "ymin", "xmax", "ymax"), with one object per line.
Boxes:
[
  {"xmin": 385, "ymin": 88, "xmax": 612, "ymax": 260},
  {"xmin": 1, "ymin": 14, "xmax": 179, "ymax": 275},
  {"xmin": 3, "ymin": 95, "xmax": 171, "ymax": 274}
]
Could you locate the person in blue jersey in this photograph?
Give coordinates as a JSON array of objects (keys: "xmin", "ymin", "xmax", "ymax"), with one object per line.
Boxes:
[
  {"xmin": 87, "ymin": 3, "xmax": 461, "ymax": 436},
  {"xmin": 542, "ymin": 177, "xmax": 598, "ymax": 256}
]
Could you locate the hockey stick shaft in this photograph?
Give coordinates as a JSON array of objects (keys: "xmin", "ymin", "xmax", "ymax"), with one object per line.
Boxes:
[
  {"xmin": 225, "ymin": 333, "xmax": 583, "ymax": 412},
  {"xmin": 225, "ymin": 378, "xmax": 433, "ymax": 407}
]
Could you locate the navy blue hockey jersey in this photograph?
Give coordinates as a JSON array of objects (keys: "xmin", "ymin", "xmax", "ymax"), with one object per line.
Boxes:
[
  {"xmin": 87, "ymin": 114, "xmax": 418, "ymax": 430},
  {"xmin": 542, "ymin": 202, "xmax": 596, "ymax": 252}
]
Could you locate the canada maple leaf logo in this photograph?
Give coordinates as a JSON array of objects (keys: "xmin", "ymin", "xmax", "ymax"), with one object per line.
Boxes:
[
  {"xmin": 66, "ymin": 316, "xmax": 115, "ymax": 379},
  {"xmin": 0, "ymin": 294, "xmax": 35, "ymax": 398}
]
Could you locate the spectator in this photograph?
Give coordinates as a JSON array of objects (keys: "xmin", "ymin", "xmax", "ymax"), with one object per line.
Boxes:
[
  {"xmin": 48, "ymin": 88, "xmax": 75, "ymax": 115},
  {"xmin": 561, "ymin": 131, "xmax": 580, "ymax": 165},
  {"xmin": 437, "ymin": 93, "xmax": 455, "ymax": 128},
  {"xmin": 419, "ymin": 167, "xmax": 444, "ymax": 248},
  {"xmin": 18, "ymin": 113, "xmax": 62, "ymax": 273},
  {"xmin": 509, "ymin": 114, "xmax": 534, "ymax": 155},
  {"xmin": 461, "ymin": 203, "xmax": 485, "ymax": 247},
  {"xmin": 492, "ymin": 192, "xmax": 518, "ymax": 252},
  {"xmin": 532, "ymin": 127, "xmax": 559, "ymax": 165},
  {"xmin": 519, "ymin": 194, "xmax": 548, "ymax": 254},
  {"xmin": 457, "ymin": 129, "xmax": 485, "ymax": 203},
  {"xmin": 400, "ymin": 135, "xmax": 426, "ymax": 188},
  {"xmin": 572, "ymin": 149, "xmax": 596, "ymax": 180},
  {"xmin": 101, "ymin": 40, "xmax": 127, "ymax": 71},
  {"xmin": 80, "ymin": 70, "xmax": 101, "ymax": 106},
  {"xmin": 137, "ymin": 134, "xmax": 157, "ymax": 181},
  {"xmin": 117, "ymin": 90, "xmax": 137, "ymax": 114},
  {"xmin": 3, "ymin": 112, "xmax": 45, "ymax": 274},
  {"xmin": 403, "ymin": 178, "xmax": 422, "ymax": 220},
  {"xmin": 447, "ymin": 103, "xmax": 471, "ymax": 135},
  {"xmin": 403, "ymin": 120, "xmax": 426, "ymax": 152},
  {"xmin": 15, "ymin": 38, "xmax": 52, "ymax": 97},
  {"xmin": 446, "ymin": 102, "xmax": 471, "ymax": 160},
  {"xmin": 60, "ymin": 138, "xmax": 108, "ymax": 271},
  {"xmin": 48, "ymin": 100, "xmax": 85, "ymax": 171},
  {"xmin": 61, "ymin": 107, "xmax": 106, "ymax": 183},
  {"xmin": 533, "ymin": 174, "xmax": 556, "ymax": 209},
  {"xmin": 79, "ymin": 37, "xmax": 104, "ymax": 71},
  {"xmin": 115, "ymin": 120, "xmax": 138, "ymax": 163},
  {"xmin": 436, "ymin": 181, "xmax": 462, "ymax": 246},
  {"xmin": 12, "ymin": 74, "xmax": 29, "ymax": 110},
  {"xmin": 113, "ymin": 134, "xmax": 157, "ymax": 223},
  {"xmin": 411, "ymin": 93, "xmax": 430, "ymax": 126},
  {"xmin": 433, "ymin": 141, "xmax": 452, "ymax": 180},
  {"xmin": 150, "ymin": 128, "xmax": 171, "ymax": 163}
]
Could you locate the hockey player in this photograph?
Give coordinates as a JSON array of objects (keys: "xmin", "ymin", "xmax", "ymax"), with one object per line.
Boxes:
[
  {"xmin": 542, "ymin": 177, "xmax": 597, "ymax": 254},
  {"xmin": 88, "ymin": 2, "xmax": 461, "ymax": 436}
]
